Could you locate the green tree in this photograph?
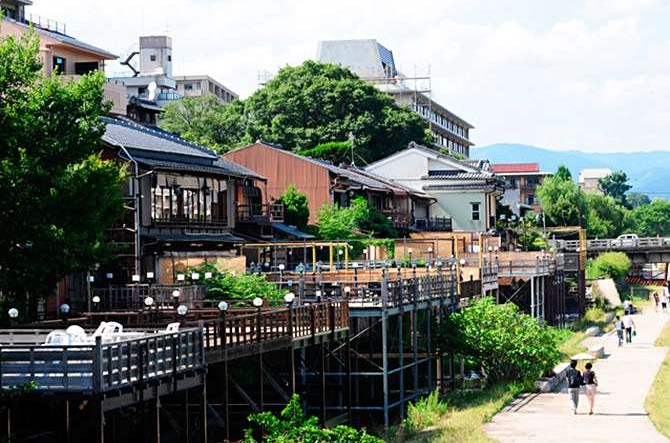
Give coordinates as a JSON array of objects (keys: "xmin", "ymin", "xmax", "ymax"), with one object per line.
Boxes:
[
  {"xmin": 626, "ymin": 192, "xmax": 651, "ymax": 209},
  {"xmin": 584, "ymin": 192, "xmax": 627, "ymax": 238},
  {"xmin": 243, "ymin": 394, "xmax": 382, "ymax": 443},
  {"xmin": 297, "ymin": 141, "xmax": 353, "ymax": 165},
  {"xmin": 0, "ymin": 31, "xmax": 125, "ymax": 314},
  {"xmin": 190, "ymin": 263, "xmax": 286, "ymax": 302},
  {"xmin": 628, "ymin": 199, "xmax": 670, "ymax": 236},
  {"xmin": 591, "ymin": 252, "xmax": 631, "ymax": 279},
  {"xmin": 278, "ymin": 185, "xmax": 309, "ymax": 228},
  {"xmin": 441, "ymin": 297, "xmax": 560, "ymax": 382},
  {"xmin": 316, "ymin": 197, "xmax": 396, "ymax": 240},
  {"xmin": 537, "ymin": 166, "xmax": 587, "ymax": 227},
  {"xmin": 160, "ymin": 94, "xmax": 231, "ymax": 150},
  {"xmin": 598, "ymin": 171, "xmax": 632, "ymax": 207},
  {"xmin": 160, "ymin": 61, "xmax": 430, "ymax": 162}
]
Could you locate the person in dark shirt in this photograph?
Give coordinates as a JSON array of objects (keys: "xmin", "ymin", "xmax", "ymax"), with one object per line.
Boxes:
[{"xmin": 566, "ymin": 360, "xmax": 583, "ymax": 414}]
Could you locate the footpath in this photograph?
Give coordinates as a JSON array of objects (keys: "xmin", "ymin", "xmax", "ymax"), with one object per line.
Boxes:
[{"xmin": 484, "ymin": 309, "xmax": 669, "ymax": 442}]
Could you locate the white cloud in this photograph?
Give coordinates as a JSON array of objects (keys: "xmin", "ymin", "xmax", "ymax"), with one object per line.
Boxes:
[{"xmin": 27, "ymin": 0, "xmax": 670, "ymax": 153}]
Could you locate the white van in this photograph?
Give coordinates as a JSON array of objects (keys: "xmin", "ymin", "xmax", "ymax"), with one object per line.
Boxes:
[{"xmin": 616, "ymin": 233, "xmax": 639, "ymax": 247}]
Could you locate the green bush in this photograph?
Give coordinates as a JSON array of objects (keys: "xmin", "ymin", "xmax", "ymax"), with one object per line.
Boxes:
[
  {"xmin": 243, "ymin": 394, "xmax": 383, "ymax": 443},
  {"xmin": 278, "ymin": 184, "xmax": 309, "ymax": 228},
  {"xmin": 591, "ymin": 252, "xmax": 631, "ymax": 279},
  {"xmin": 189, "ymin": 263, "xmax": 286, "ymax": 302},
  {"xmin": 441, "ymin": 297, "xmax": 561, "ymax": 382},
  {"xmin": 404, "ymin": 389, "xmax": 448, "ymax": 433}
]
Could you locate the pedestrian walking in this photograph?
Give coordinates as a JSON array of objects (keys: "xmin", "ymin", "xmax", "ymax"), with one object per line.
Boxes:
[
  {"xmin": 566, "ymin": 360, "xmax": 583, "ymax": 414},
  {"xmin": 583, "ymin": 362, "xmax": 598, "ymax": 415},
  {"xmin": 662, "ymin": 289, "xmax": 669, "ymax": 312},
  {"xmin": 614, "ymin": 315, "xmax": 624, "ymax": 347},
  {"xmin": 624, "ymin": 299, "xmax": 632, "ymax": 315},
  {"xmin": 623, "ymin": 312, "xmax": 636, "ymax": 343},
  {"xmin": 653, "ymin": 292, "xmax": 660, "ymax": 312}
]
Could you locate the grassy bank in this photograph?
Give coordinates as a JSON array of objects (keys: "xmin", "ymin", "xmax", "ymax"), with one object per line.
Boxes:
[
  {"xmin": 392, "ymin": 382, "xmax": 529, "ymax": 443},
  {"xmin": 557, "ymin": 306, "xmax": 615, "ymax": 360},
  {"xmin": 645, "ymin": 319, "xmax": 670, "ymax": 438}
]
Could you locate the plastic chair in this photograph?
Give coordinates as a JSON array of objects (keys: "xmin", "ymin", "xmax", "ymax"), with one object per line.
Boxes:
[
  {"xmin": 165, "ymin": 322, "xmax": 180, "ymax": 333},
  {"xmin": 44, "ymin": 330, "xmax": 71, "ymax": 345},
  {"xmin": 102, "ymin": 322, "xmax": 123, "ymax": 335},
  {"xmin": 92, "ymin": 322, "xmax": 107, "ymax": 337},
  {"xmin": 65, "ymin": 325, "xmax": 88, "ymax": 343}
]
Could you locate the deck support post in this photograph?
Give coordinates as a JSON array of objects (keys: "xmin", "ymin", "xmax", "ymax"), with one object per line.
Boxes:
[
  {"xmin": 185, "ymin": 389, "xmax": 191, "ymax": 443},
  {"xmin": 65, "ymin": 399, "xmax": 71, "ymax": 443},
  {"xmin": 345, "ymin": 330, "xmax": 352, "ymax": 424},
  {"xmin": 155, "ymin": 391, "xmax": 161, "ymax": 443},
  {"xmin": 381, "ymin": 271, "xmax": 390, "ymax": 428},
  {"xmin": 98, "ymin": 399, "xmax": 105, "ymax": 443},
  {"xmin": 320, "ymin": 342, "xmax": 326, "ymax": 425},
  {"xmin": 202, "ymin": 377, "xmax": 208, "ymax": 443},
  {"xmin": 398, "ymin": 302, "xmax": 405, "ymax": 419}
]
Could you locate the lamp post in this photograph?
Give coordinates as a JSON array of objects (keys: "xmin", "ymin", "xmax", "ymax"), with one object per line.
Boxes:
[
  {"xmin": 172, "ymin": 288, "xmax": 181, "ymax": 309},
  {"xmin": 60, "ymin": 303, "xmax": 70, "ymax": 325},
  {"xmin": 344, "ymin": 286, "xmax": 351, "ymax": 299},
  {"xmin": 217, "ymin": 301, "xmax": 229, "ymax": 347},
  {"xmin": 278, "ymin": 264, "xmax": 285, "ymax": 289},
  {"xmin": 87, "ymin": 272, "xmax": 94, "ymax": 312},
  {"xmin": 408, "ymin": 248, "xmax": 413, "ymax": 268},
  {"xmin": 284, "ymin": 292, "xmax": 296, "ymax": 393},
  {"xmin": 337, "ymin": 249, "xmax": 343, "ymax": 270},
  {"xmin": 144, "ymin": 296, "xmax": 154, "ymax": 324},
  {"xmin": 427, "ymin": 247, "xmax": 433, "ymax": 265},
  {"xmin": 176, "ymin": 304, "xmax": 188, "ymax": 320},
  {"xmin": 8, "ymin": 308, "xmax": 18, "ymax": 327},
  {"xmin": 253, "ymin": 297, "xmax": 263, "ymax": 343},
  {"xmin": 92, "ymin": 296, "xmax": 101, "ymax": 312}
]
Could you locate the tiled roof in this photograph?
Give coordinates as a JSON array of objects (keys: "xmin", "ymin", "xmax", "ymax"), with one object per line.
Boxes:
[
  {"xmin": 102, "ymin": 117, "xmax": 217, "ymax": 159},
  {"xmin": 491, "ymin": 163, "xmax": 540, "ymax": 174},
  {"xmin": 347, "ymin": 167, "xmax": 432, "ymax": 199},
  {"xmin": 133, "ymin": 157, "xmax": 262, "ymax": 179},
  {"xmin": 213, "ymin": 158, "xmax": 265, "ymax": 180},
  {"xmin": 422, "ymin": 172, "xmax": 496, "ymax": 180},
  {"xmin": 408, "ymin": 142, "xmax": 493, "ymax": 175}
]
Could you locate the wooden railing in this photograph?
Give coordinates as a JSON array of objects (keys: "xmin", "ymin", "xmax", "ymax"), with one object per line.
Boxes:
[
  {"xmin": 414, "ymin": 217, "xmax": 453, "ymax": 232},
  {"xmin": 236, "ymin": 203, "xmax": 284, "ymax": 223},
  {"xmin": 152, "ymin": 216, "xmax": 229, "ymax": 229},
  {"xmin": 0, "ymin": 328, "xmax": 204, "ymax": 393},
  {"xmin": 91, "ymin": 285, "xmax": 207, "ymax": 310},
  {"xmin": 495, "ymin": 258, "xmax": 556, "ymax": 277}
]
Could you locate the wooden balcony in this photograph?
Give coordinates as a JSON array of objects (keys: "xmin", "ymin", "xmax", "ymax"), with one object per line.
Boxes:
[
  {"xmin": 152, "ymin": 216, "xmax": 229, "ymax": 229},
  {"xmin": 236, "ymin": 203, "xmax": 284, "ymax": 223},
  {"xmin": 91, "ymin": 285, "xmax": 207, "ymax": 310},
  {"xmin": 414, "ymin": 217, "xmax": 453, "ymax": 232}
]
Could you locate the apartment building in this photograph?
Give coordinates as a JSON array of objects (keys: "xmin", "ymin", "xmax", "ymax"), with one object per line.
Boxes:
[
  {"xmin": 317, "ymin": 39, "xmax": 474, "ymax": 157},
  {"xmin": 579, "ymin": 168, "xmax": 611, "ymax": 193},
  {"xmin": 0, "ymin": 0, "xmax": 127, "ymax": 114},
  {"xmin": 175, "ymin": 75, "xmax": 238, "ymax": 105},
  {"xmin": 490, "ymin": 163, "xmax": 549, "ymax": 215}
]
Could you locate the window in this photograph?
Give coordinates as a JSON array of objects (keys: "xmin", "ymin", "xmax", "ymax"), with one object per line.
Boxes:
[
  {"xmin": 150, "ymin": 55, "xmax": 156, "ymax": 61},
  {"xmin": 52, "ymin": 56, "xmax": 66, "ymax": 75},
  {"xmin": 75, "ymin": 61, "xmax": 99, "ymax": 75},
  {"xmin": 184, "ymin": 83, "xmax": 193, "ymax": 90},
  {"xmin": 527, "ymin": 194, "xmax": 535, "ymax": 205},
  {"xmin": 471, "ymin": 203, "xmax": 480, "ymax": 221},
  {"xmin": 167, "ymin": 55, "xmax": 172, "ymax": 62}
]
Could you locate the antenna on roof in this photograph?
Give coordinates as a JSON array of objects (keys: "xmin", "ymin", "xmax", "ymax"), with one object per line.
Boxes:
[
  {"xmin": 348, "ymin": 132, "xmax": 355, "ymax": 166},
  {"xmin": 147, "ymin": 81, "xmax": 157, "ymax": 101}
]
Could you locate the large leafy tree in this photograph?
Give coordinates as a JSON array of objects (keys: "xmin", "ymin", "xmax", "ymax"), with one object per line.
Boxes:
[
  {"xmin": 591, "ymin": 252, "xmax": 631, "ymax": 279},
  {"xmin": 160, "ymin": 61, "xmax": 431, "ymax": 162},
  {"xmin": 598, "ymin": 171, "xmax": 632, "ymax": 207},
  {"xmin": 584, "ymin": 192, "xmax": 627, "ymax": 238},
  {"xmin": 628, "ymin": 199, "xmax": 670, "ymax": 236},
  {"xmin": 626, "ymin": 192, "xmax": 651, "ymax": 209},
  {"xmin": 440, "ymin": 297, "xmax": 560, "ymax": 382},
  {"xmin": 0, "ymin": 31, "xmax": 125, "ymax": 314},
  {"xmin": 537, "ymin": 165, "xmax": 587, "ymax": 227},
  {"xmin": 160, "ymin": 94, "xmax": 230, "ymax": 150}
]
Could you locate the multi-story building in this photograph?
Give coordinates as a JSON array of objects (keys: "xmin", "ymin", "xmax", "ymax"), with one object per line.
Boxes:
[
  {"xmin": 366, "ymin": 142, "xmax": 503, "ymax": 232},
  {"xmin": 579, "ymin": 168, "xmax": 611, "ymax": 193},
  {"xmin": 175, "ymin": 75, "xmax": 238, "ymax": 105},
  {"xmin": 0, "ymin": 0, "xmax": 127, "ymax": 114},
  {"xmin": 490, "ymin": 163, "xmax": 549, "ymax": 215},
  {"xmin": 110, "ymin": 36, "xmax": 238, "ymax": 108},
  {"xmin": 317, "ymin": 39, "xmax": 474, "ymax": 157}
]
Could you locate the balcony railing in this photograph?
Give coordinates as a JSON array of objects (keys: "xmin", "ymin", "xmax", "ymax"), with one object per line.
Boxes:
[
  {"xmin": 152, "ymin": 216, "xmax": 229, "ymax": 228},
  {"xmin": 414, "ymin": 217, "xmax": 453, "ymax": 232},
  {"xmin": 236, "ymin": 204, "xmax": 284, "ymax": 223}
]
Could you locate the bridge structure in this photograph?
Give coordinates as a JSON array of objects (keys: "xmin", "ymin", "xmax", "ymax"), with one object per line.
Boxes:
[{"xmin": 551, "ymin": 237, "xmax": 670, "ymax": 264}]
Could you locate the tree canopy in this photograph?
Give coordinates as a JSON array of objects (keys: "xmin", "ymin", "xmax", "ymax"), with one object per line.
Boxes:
[
  {"xmin": 0, "ymin": 31, "xmax": 125, "ymax": 314},
  {"xmin": 584, "ymin": 192, "xmax": 627, "ymax": 238},
  {"xmin": 160, "ymin": 61, "xmax": 431, "ymax": 163},
  {"xmin": 598, "ymin": 171, "xmax": 632, "ymax": 207},
  {"xmin": 591, "ymin": 252, "xmax": 631, "ymax": 279},
  {"xmin": 628, "ymin": 199, "xmax": 670, "ymax": 236},
  {"xmin": 537, "ymin": 167, "xmax": 586, "ymax": 227}
]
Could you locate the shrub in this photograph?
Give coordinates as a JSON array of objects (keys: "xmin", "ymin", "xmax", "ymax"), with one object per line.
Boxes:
[
  {"xmin": 189, "ymin": 263, "xmax": 286, "ymax": 302},
  {"xmin": 243, "ymin": 394, "xmax": 383, "ymax": 443},
  {"xmin": 591, "ymin": 252, "xmax": 631, "ymax": 279},
  {"xmin": 404, "ymin": 389, "xmax": 448, "ymax": 433},
  {"xmin": 441, "ymin": 297, "xmax": 561, "ymax": 382},
  {"xmin": 278, "ymin": 184, "xmax": 309, "ymax": 228}
]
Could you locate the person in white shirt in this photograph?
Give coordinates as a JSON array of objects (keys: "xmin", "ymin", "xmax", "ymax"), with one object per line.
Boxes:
[
  {"xmin": 614, "ymin": 315, "xmax": 624, "ymax": 347},
  {"xmin": 623, "ymin": 299, "xmax": 632, "ymax": 315},
  {"xmin": 623, "ymin": 312, "xmax": 636, "ymax": 343},
  {"xmin": 661, "ymin": 288, "xmax": 669, "ymax": 312}
]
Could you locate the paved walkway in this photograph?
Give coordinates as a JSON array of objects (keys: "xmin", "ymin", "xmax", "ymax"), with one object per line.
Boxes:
[{"xmin": 485, "ymin": 310, "xmax": 669, "ymax": 442}]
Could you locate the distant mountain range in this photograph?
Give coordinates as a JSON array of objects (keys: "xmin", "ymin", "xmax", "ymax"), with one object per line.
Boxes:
[{"xmin": 471, "ymin": 143, "xmax": 670, "ymax": 198}]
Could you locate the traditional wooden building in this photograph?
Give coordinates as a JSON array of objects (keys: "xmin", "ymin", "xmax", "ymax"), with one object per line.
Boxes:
[{"xmin": 224, "ymin": 141, "xmax": 432, "ymax": 230}]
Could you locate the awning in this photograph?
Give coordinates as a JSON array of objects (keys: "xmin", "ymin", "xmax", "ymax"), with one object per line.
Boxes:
[
  {"xmin": 271, "ymin": 223, "xmax": 315, "ymax": 239},
  {"xmin": 143, "ymin": 232, "xmax": 245, "ymax": 244}
]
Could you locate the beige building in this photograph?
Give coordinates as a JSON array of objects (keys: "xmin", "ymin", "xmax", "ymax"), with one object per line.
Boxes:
[
  {"xmin": 175, "ymin": 75, "xmax": 238, "ymax": 105},
  {"xmin": 579, "ymin": 168, "xmax": 612, "ymax": 193},
  {"xmin": 0, "ymin": 0, "xmax": 127, "ymax": 114}
]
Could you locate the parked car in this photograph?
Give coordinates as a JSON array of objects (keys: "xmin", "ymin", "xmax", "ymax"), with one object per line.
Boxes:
[{"xmin": 616, "ymin": 233, "xmax": 639, "ymax": 247}]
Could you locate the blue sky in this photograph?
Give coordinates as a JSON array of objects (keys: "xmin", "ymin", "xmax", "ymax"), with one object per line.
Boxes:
[{"xmin": 32, "ymin": 0, "xmax": 670, "ymax": 153}]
